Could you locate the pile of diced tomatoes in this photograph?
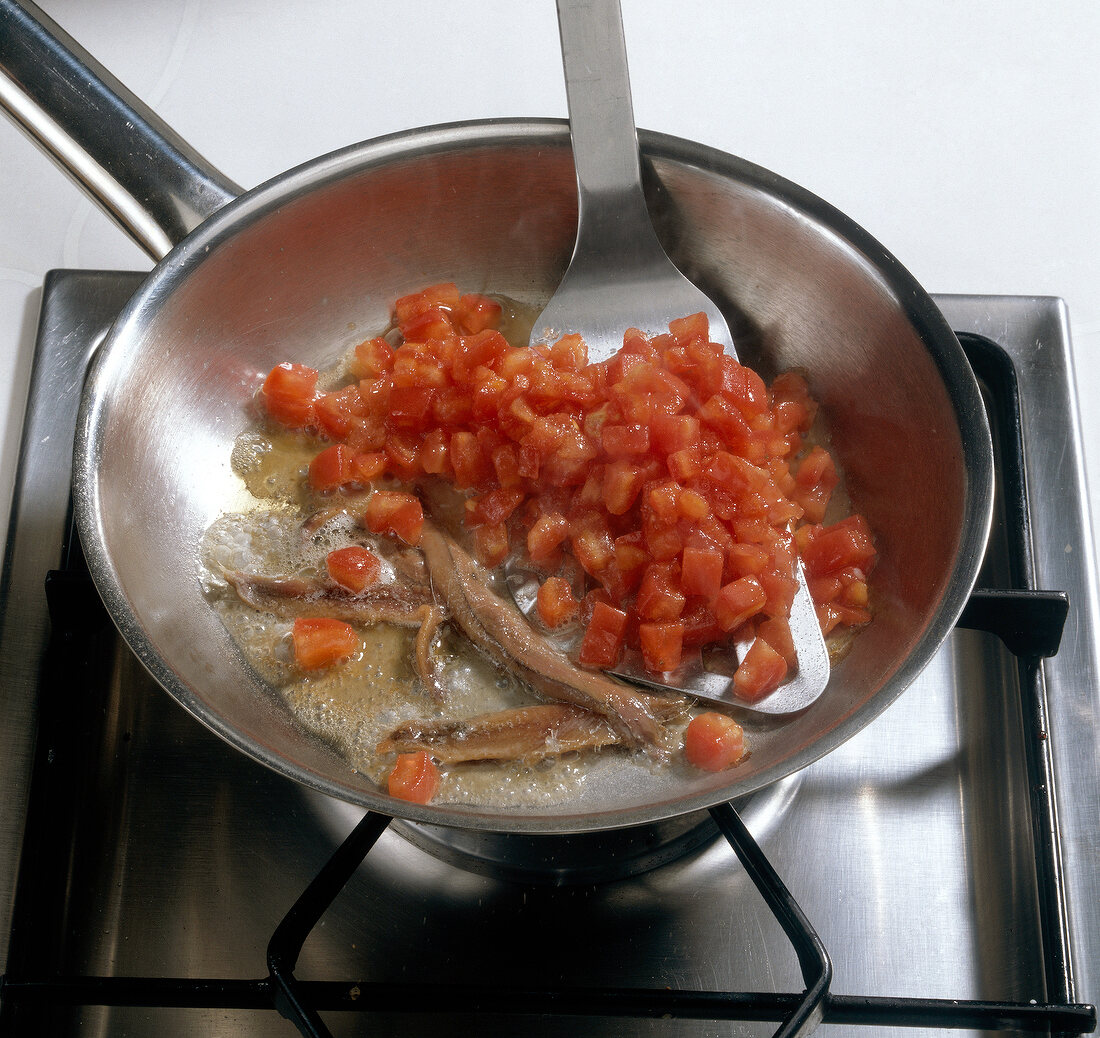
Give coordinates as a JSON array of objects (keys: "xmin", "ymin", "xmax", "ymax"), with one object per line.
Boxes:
[{"xmin": 261, "ymin": 282, "xmax": 875, "ymax": 715}]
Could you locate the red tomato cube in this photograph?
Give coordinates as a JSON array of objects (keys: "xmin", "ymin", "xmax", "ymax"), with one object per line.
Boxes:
[
  {"xmin": 636, "ymin": 562, "xmax": 686, "ymax": 622},
  {"xmin": 601, "ymin": 424, "xmax": 650, "ymax": 457},
  {"xmin": 577, "ymin": 602, "xmax": 629, "ymax": 668},
  {"xmin": 262, "ymin": 362, "xmax": 318, "ymax": 428},
  {"xmin": 292, "ymin": 617, "xmax": 358, "ymax": 670},
  {"xmin": 364, "ymin": 491, "xmax": 424, "ymax": 545},
  {"xmin": 308, "ymin": 444, "xmax": 353, "ymax": 492},
  {"xmin": 639, "ymin": 621, "xmax": 684, "ymax": 673},
  {"xmin": 684, "ymin": 712, "xmax": 745, "ymax": 771},
  {"xmin": 537, "ymin": 576, "xmax": 580, "ymax": 628},
  {"xmin": 527, "ymin": 512, "xmax": 570, "ymax": 562},
  {"xmin": 470, "ymin": 523, "xmax": 508, "ymax": 567},
  {"xmin": 351, "ymin": 451, "xmax": 386, "ymax": 483},
  {"xmin": 801, "ymin": 515, "xmax": 876, "ymax": 578},
  {"xmin": 387, "ymin": 751, "xmax": 440, "ymax": 804},
  {"xmin": 734, "ymin": 637, "xmax": 788, "ymax": 701},
  {"xmin": 681, "ymin": 547, "xmax": 724, "ymax": 602},
  {"xmin": 456, "ymin": 293, "xmax": 503, "ymax": 334},
  {"xmin": 714, "ymin": 575, "xmax": 767, "ymax": 632},
  {"xmin": 350, "ymin": 337, "xmax": 394, "ymax": 378},
  {"xmin": 326, "ymin": 546, "xmax": 381, "ymax": 593}
]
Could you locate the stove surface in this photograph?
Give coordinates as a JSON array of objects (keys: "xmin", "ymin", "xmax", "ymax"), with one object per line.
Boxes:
[{"xmin": 0, "ymin": 275, "xmax": 1097, "ymax": 1036}]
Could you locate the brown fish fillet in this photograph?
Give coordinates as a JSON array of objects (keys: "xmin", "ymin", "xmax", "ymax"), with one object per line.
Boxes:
[
  {"xmin": 418, "ymin": 522, "xmax": 682, "ymax": 755},
  {"xmin": 378, "ymin": 704, "xmax": 624, "ymax": 763},
  {"xmin": 413, "ymin": 604, "xmax": 448, "ymax": 701},
  {"xmin": 220, "ymin": 569, "xmax": 434, "ymax": 627}
]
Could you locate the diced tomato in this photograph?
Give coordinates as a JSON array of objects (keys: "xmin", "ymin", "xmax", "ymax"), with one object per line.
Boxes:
[
  {"xmin": 612, "ymin": 532, "xmax": 649, "ymax": 591},
  {"xmin": 550, "ymin": 333, "xmax": 587, "ymax": 371},
  {"xmin": 350, "ymin": 337, "xmax": 395, "ymax": 379},
  {"xmin": 577, "ymin": 601, "xmax": 628, "ymax": 668},
  {"xmin": 314, "ymin": 384, "xmax": 365, "ymax": 440},
  {"xmin": 602, "ymin": 459, "xmax": 648, "ymax": 516},
  {"xmin": 838, "ymin": 571, "xmax": 870, "ymax": 608},
  {"xmin": 647, "ymin": 480, "xmax": 682, "ymax": 523},
  {"xmin": 668, "ymin": 311, "xmax": 709, "ymax": 346},
  {"xmin": 757, "ymin": 565, "xmax": 798, "ymax": 619},
  {"xmin": 734, "ymin": 637, "xmax": 788, "ymax": 701},
  {"xmin": 262, "ymin": 362, "xmax": 318, "ymax": 428},
  {"xmin": 714, "ymin": 575, "xmax": 767, "ymax": 632},
  {"xmin": 639, "ymin": 621, "xmax": 684, "ymax": 673},
  {"xmin": 455, "ymin": 329, "xmax": 510, "ymax": 381},
  {"xmin": 345, "ymin": 413, "xmax": 387, "ymax": 453},
  {"xmin": 676, "ymin": 488, "xmax": 709, "ymax": 521},
  {"xmin": 801, "ymin": 515, "xmax": 876, "ymax": 578},
  {"xmin": 326, "ymin": 545, "xmax": 381, "ymax": 593},
  {"xmin": 571, "ymin": 512, "xmax": 615, "ymax": 578},
  {"xmin": 450, "ymin": 431, "xmax": 494, "ymax": 488},
  {"xmin": 384, "ymin": 431, "xmax": 422, "ymax": 481},
  {"xmin": 387, "ymin": 751, "xmax": 440, "ymax": 804},
  {"xmin": 292, "ymin": 617, "xmax": 358, "ymax": 670},
  {"xmin": 472, "ymin": 522, "xmax": 510, "ymax": 567},
  {"xmin": 466, "ymin": 487, "xmax": 526, "ymax": 528},
  {"xmin": 455, "ymin": 293, "xmax": 503, "ymax": 334},
  {"xmin": 265, "ymin": 289, "xmax": 875, "ymax": 681},
  {"xmin": 770, "ymin": 371, "xmax": 817, "ymax": 434},
  {"xmin": 725, "ymin": 542, "xmax": 769, "ymax": 578},
  {"xmin": 364, "ymin": 491, "xmax": 424, "ymax": 545},
  {"xmin": 756, "ymin": 615, "xmax": 797, "ymax": 667},
  {"xmin": 643, "ymin": 517, "xmax": 687, "ymax": 562},
  {"xmin": 601, "ymin": 424, "xmax": 650, "ymax": 457},
  {"xmin": 666, "ymin": 446, "xmax": 702, "ymax": 481},
  {"xmin": 635, "ymin": 562, "xmax": 686, "ymax": 621},
  {"xmin": 527, "ymin": 512, "xmax": 570, "ymax": 563},
  {"xmin": 394, "ymin": 282, "xmax": 460, "ymax": 324},
  {"xmin": 308, "ymin": 444, "xmax": 353, "ymax": 492},
  {"xmin": 651, "ymin": 413, "xmax": 700, "ymax": 455},
  {"xmin": 537, "ymin": 576, "xmax": 580, "ymax": 628},
  {"xmin": 700, "ymin": 395, "xmax": 755, "ymax": 454},
  {"xmin": 350, "ymin": 451, "xmax": 386, "ymax": 483},
  {"xmin": 681, "ymin": 547, "xmax": 724, "ymax": 602},
  {"xmin": 681, "ymin": 600, "xmax": 722, "ymax": 646},
  {"xmin": 684, "ymin": 712, "xmax": 745, "ymax": 771},
  {"xmin": 387, "ymin": 384, "xmax": 436, "ymax": 428},
  {"xmin": 792, "ymin": 445, "xmax": 839, "ymax": 524},
  {"xmin": 718, "ymin": 357, "xmax": 769, "ymax": 416}
]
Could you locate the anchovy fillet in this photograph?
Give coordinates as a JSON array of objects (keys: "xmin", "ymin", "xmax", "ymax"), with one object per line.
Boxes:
[
  {"xmin": 219, "ymin": 568, "xmax": 433, "ymax": 627},
  {"xmin": 378, "ymin": 704, "xmax": 624, "ymax": 763},
  {"xmin": 418, "ymin": 522, "xmax": 682, "ymax": 755}
]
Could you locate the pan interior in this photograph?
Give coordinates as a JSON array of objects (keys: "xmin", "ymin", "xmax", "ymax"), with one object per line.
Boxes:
[{"xmin": 75, "ymin": 124, "xmax": 991, "ymax": 833}]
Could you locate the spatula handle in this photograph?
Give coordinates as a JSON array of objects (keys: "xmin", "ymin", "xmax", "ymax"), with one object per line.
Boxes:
[{"xmin": 555, "ymin": 0, "xmax": 652, "ymax": 241}]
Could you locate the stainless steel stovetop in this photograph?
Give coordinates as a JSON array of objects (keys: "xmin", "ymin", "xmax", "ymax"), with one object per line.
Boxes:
[{"xmin": 0, "ymin": 274, "xmax": 1097, "ymax": 1036}]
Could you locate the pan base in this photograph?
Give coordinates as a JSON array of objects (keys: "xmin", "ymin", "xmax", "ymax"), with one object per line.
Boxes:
[{"xmin": 387, "ymin": 772, "xmax": 802, "ymax": 885}]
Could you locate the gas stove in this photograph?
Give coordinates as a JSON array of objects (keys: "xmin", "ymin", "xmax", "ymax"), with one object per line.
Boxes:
[{"xmin": 0, "ymin": 273, "xmax": 1097, "ymax": 1036}]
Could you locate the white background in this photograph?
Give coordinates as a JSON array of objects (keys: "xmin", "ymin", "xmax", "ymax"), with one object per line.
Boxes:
[{"xmin": 1, "ymin": 0, "xmax": 1098, "ymax": 560}]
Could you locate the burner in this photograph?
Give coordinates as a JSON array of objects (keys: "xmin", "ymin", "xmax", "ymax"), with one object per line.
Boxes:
[{"xmin": 320, "ymin": 773, "xmax": 803, "ymax": 885}]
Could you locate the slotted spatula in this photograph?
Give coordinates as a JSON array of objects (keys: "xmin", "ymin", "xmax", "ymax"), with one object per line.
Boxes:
[{"xmin": 513, "ymin": 0, "xmax": 831, "ymax": 714}]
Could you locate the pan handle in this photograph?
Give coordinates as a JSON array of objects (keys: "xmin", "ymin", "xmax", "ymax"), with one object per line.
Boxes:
[{"xmin": 0, "ymin": 0, "xmax": 243, "ymax": 261}]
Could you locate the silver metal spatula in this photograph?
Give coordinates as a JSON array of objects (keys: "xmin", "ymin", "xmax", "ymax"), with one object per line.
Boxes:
[{"xmin": 518, "ymin": 0, "xmax": 830, "ymax": 714}]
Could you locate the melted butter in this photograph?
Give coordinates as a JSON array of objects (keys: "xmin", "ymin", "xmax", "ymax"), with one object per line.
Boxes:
[{"xmin": 232, "ymin": 428, "xmax": 316, "ymax": 505}]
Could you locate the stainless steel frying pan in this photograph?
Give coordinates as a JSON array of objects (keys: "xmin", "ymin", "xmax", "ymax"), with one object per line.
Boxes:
[{"xmin": 0, "ymin": 1, "xmax": 994, "ymax": 834}]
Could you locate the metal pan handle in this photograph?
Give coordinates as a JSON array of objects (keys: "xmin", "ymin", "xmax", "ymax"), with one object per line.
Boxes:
[{"xmin": 0, "ymin": 0, "xmax": 243, "ymax": 260}]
